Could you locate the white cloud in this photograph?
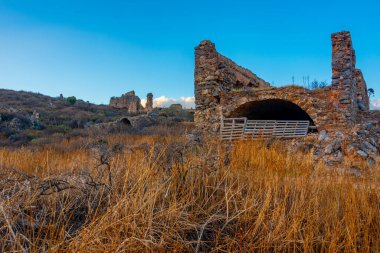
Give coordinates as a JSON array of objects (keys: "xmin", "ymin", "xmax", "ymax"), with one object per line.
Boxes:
[
  {"xmin": 141, "ymin": 96, "xmax": 195, "ymax": 109},
  {"xmin": 371, "ymin": 99, "xmax": 380, "ymax": 110}
]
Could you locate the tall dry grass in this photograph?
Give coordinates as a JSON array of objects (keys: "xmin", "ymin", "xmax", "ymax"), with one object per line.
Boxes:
[{"xmin": 0, "ymin": 133, "xmax": 379, "ymax": 252}]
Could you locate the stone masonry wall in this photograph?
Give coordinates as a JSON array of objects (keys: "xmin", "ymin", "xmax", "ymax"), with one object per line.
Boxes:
[
  {"xmin": 194, "ymin": 40, "xmax": 270, "ymax": 131},
  {"xmin": 217, "ymin": 54, "xmax": 270, "ymax": 89}
]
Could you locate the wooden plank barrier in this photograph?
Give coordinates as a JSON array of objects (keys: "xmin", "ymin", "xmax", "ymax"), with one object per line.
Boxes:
[
  {"xmin": 220, "ymin": 118, "xmax": 310, "ymax": 141},
  {"xmin": 220, "ymin": 118, "xmax": 247, "ymax": 141}
]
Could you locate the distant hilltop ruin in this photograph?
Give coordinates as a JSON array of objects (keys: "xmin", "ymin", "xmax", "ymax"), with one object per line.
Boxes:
[{"xmin": 110, "ymin": 91, "xmax": 154, "ymax": 113}]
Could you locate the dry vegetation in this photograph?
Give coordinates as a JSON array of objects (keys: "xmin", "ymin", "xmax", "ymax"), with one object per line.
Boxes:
[
  {"xmin": 0, "ymin": 89, "xmax": 127, "ymax": 147},
  {"xmin": 0, "ymin": 125, "xmax": 379, "ymax": 252},
  {"xmin": 0, "ymin": 89, "xmax": 194, "ymax": 147}
]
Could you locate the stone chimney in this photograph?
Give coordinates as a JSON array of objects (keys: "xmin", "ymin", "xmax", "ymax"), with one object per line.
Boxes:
[
  {"xmin": 146, "ymin": 93, "xmax": 153, "ymax": 111},
  {"xmin": 331, "ymin": 31, "xmax": 358, "ymax": 124},
  {"xmin": 194, "ymin": 40, "xmax": 219, "ymax": 111}
]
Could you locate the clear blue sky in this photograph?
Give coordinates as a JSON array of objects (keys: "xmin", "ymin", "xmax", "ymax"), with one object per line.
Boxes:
[{"xmin": 0, "ymin": 0, "xmax": 379, "ymax": 106}]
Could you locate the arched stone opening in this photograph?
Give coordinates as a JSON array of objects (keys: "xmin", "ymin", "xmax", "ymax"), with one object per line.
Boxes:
[
  {"xmin": 119, "ymin": 117, "xmax": 131, "ymax": 125},
  {"xmin": 229, "ymin": 99, "xmax": 317, "ymax": 131}
]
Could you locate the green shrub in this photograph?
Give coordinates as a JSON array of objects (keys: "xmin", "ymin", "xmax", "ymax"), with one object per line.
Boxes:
[{"xmin": 66, "ymin": 96, "xmax": 77, "ymax": 105}]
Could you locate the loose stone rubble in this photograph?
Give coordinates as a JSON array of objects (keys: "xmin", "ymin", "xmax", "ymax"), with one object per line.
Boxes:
[{"xmin": 194, "ymin": 31, "xmax": 379, "ymax": 166}]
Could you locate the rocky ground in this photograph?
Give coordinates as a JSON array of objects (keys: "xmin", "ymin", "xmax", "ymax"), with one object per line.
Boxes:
[
  {"xmin": 318, "ymin": 111, "xmax": 380, "ymax": 167},
  {"xmin": 286, "ymin": 110, "xmax": 380, "ymax": 174}
]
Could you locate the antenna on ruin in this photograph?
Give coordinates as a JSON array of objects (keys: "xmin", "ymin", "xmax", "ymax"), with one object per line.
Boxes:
[
  {"xmin": 302, "ymin": 76, "xmax": 310, "ymax": 89},
  {"xmin": 292, "ymin": 76, "xmax": 295, "ymax": 85}
]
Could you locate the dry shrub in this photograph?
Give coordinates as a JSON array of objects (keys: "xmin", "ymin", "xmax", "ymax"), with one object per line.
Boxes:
[{"xmin": 0, "ymin": 136, "xmax": 379, "ymax": 252}]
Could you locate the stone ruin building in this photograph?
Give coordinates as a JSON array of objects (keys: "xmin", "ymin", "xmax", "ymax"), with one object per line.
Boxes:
[
  {"xmin": 110, "ymin": 90, "xmax": 154, "ymax": 113},
  {"xmin": 194, "ymin": 31, "xmax": 380, "ymax": 166}
]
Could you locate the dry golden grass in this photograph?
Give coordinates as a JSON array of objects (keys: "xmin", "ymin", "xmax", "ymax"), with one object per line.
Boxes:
[{"xmin": 0, "ymin": 132, "xmax": 379, "ymax": 252}]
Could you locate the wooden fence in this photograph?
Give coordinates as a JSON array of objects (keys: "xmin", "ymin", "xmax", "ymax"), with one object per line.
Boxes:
[{"xmin": 220, "ymin": 118, "xmax": 310, "ymax": 141}]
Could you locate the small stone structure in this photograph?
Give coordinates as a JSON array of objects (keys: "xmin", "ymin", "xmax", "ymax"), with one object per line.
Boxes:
[{"xmin": 194, "ymin": 31, "xmax": 379, "ymax": 165}]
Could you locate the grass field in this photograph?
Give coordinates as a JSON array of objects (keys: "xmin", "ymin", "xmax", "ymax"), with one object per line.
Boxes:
[{"xmin": 0, "ymin": 128, "xmax": 379, "ymax": 252}]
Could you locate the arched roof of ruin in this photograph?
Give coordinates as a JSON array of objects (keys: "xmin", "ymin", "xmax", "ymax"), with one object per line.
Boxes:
[{"xmin": 223, "ymin": 86, "xmax": 329, "ymax": 129}]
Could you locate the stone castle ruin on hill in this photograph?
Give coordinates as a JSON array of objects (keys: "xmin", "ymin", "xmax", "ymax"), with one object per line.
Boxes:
[
  {"xmin": 194, "ymin": 31, "xmax": 380, "ymax": 165},
  {"xmin": 110, "ymin": 91, "xmax": 154, "ymax": 113}
]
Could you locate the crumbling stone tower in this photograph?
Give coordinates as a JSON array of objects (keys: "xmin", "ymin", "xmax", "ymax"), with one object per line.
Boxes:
[
  {"xmin": 331, "ymin": 31, "xmax": 369, "ymax": 124},
  {"xmin": 194, "ymin": 31, "xmax": 370, "ymax": 133},
  {"xmin": 146, "ymin": 93, "xmax": 153, "ymax": 111}
]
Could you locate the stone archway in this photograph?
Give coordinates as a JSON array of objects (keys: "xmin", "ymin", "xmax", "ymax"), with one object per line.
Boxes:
[
  {"xmin": 119, "ymin": 117, "xmax": 131, "ymax": 125},
  {"xmin": 222, "ymin": 86, "xmax": 325, "ymax": 131},
  {"xmin": 228, "ymin": 99, "xmax": 316, "ymax": 128}
]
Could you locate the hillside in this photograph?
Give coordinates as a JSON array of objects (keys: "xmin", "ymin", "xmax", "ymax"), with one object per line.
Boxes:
[
  {"xmin": 0, "ymin": 89, "xmax": 131, "ymax": 146},
  {"xmin": 0, "ymin": 89, "xmax": 194, "ymax": 146}
]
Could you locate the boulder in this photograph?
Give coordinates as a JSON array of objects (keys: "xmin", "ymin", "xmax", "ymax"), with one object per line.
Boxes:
[
  {"xmin": 357, "ymin": 150, "xmax": 368, "ymax": 158},
  {"xmin": 318, "ymin": 130, "xmax": 330, "ymax": 141},
  {"xmin": 369, "ymin": 136, "xmax": 379, "ymax": 147},
  {"xmin": 324, "ymin": 139, "xmax": 341, "ymax": 154},
  {"xmin": 361, "ymin": 141, "xmax": 378, "ymax": 155}
]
